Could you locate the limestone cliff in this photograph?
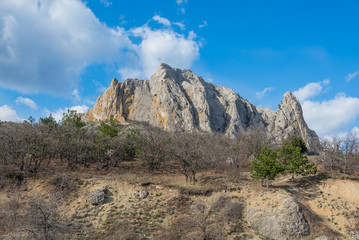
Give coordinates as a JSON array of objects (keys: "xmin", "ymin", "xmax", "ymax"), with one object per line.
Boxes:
[{"xmin": 83, "ymin": 63, "xmax": 319, "ymax": 149}]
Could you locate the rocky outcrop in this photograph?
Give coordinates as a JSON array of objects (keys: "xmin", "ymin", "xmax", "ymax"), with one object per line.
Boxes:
[
  {"xmin": 83, "ymin": 63, "xmax": 319, "ymax": 148},
  {"xmin": 87, "ymin": 187, "xmax": 108, "ymax": 205},
  {"xmin": 244, "ymin": 194, "xmax": 309, "ymax": 240}
]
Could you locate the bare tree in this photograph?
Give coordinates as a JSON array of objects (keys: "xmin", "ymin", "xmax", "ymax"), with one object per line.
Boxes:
[
  {"xmin": 341, "ymin": 132, "xmax": 359, "ymax": 174},
  {"xmin": 138, "ymin": 126, "xmax": 170, "ymax": 172},
  {"xmin": 170, "ymin": 132, "xmax": 218, "ymax": 184},
  {"xmin": 25, "ymin": 197, "xmax": 69, "ymax": 240},
  {"xmin": 320, "ymin": 133, "xmax": 359, "ymax": 174},
  {"xmin": 234, "ymin": 127, "xmax": 274, "ymax": 158}
]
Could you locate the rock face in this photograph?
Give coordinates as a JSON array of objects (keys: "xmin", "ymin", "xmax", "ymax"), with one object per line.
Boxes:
[
  {"xmin": 83, "ymin": 63, "xmax": 319, "ymax": 148},
  {"xmin": 244, "ymin": 195, "xmax": 309, "ymax": 240}
]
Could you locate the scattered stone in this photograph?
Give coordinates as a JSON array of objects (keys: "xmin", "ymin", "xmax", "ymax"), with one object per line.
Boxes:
[
  {"xmin": 87, "ymin": 187, "xmax": 108, "ymax": 205},
  {"xmin": 349, "ymin": 231, "xmax": 359, "ymax": 240},
  {"xmin": 140, "ymin": 190, "xmax": 149, "ymax": 198},
  {"xmin": 314, "ymin": 236, "xmax": 329, "ymax": 240}
]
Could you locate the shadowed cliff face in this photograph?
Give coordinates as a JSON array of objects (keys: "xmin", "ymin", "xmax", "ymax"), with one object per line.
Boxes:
[{"xmin": 83, "ymin": 63, "xmax": 320, "ymax": 148}]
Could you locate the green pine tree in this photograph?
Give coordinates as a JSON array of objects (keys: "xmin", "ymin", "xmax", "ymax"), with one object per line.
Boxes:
[
  {"xmin": 98, "ymin": 116, "xmax": 119, "ymax": 138},
  {"xmin": 279, "ymin": 144, "xmax": 317, "ymax": 181},
  {"xmin": 250, "ymin": 146, "xmax": 284, "ymax": 188}
]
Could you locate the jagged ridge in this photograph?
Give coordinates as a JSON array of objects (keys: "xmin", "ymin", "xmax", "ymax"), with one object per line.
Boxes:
[{"xmin": 83, "ymin": 63, "xmax": 319, "ymax": 149}]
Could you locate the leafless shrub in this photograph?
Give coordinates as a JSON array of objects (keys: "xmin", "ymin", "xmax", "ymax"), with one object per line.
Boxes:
[
  {"xmin": 320, "ymin": 132, "xmax": 359, "ymax": 174},
  {"xmin": 25, "ymin": 197, "xmax": 70, "ymax": 240},
  {"xmin": 162, "ymin": 195, "xmax": 243, "ymax": 240},
  {"xmin": 0, "ymin": 192, "xmax": 24, "ymax": 235},
  {"xmin": 48, "ymin": 174, "xmax": 78, "ymax": 198}
]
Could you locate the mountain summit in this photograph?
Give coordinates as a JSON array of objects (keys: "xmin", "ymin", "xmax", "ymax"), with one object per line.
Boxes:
[{"xmin": 83, "ymin": 63, "xmax": 319, "ymax": 148}]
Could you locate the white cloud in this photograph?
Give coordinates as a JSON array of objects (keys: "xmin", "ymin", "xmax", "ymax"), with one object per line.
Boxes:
[
  {"xmin": 301, "ymin": 93, "xmax": 359, "ymax": 137},
  {"xmin": 118, "ymin": 67, "xmax": 144, "ymax": 80},
  {"xmin": 199, "ymin": 20, "xmax": 208, "ymax": 28},
  {"xmin": 173, "ymin": 22, "xmax": 185, "ymax": 30},
  {"xmin": 44, "ymin": 105, "xmax": 89, "ymax": 122},
  {"xmin": 351, "ymin": 127, "xmax": 359, "ymax": 136},
  {"xmin": 256, "ymin": 87, "xmax": 274, "ymax": 99},
  {"xmin": 0, "ymin": 0, "xmax": 131, "ymax": 94},
  {"xmin": 176, "ymin": 0, "xmax": 187, "ymax": 14},
  {"xmin": 123, "ymin": 26, "xmax": 200, "ymax": 79},
  {"xmin": 345, "ymin": 71, "xmax": 359, "ymax": 82},
  {"xmin": 152, "ymin": 15, "xmax": 171, "ymax": 27},
  {"xmin": 0, "ymin": 105, "xmax": 22, "ymax": 122},
  {"xmin": 15, "ymin": 97, "xmax": 37, "ymax": 109},
  {"xmin": 0, "ymin": 1, "xmax": 201, "ymax": 94},
  {"xmin": 100, "ymin": 0, "xmax": 112, "ymax": 7},
  {"xmin": 293, "ymin": 79, "xmax": 329, "ymax": 102},
  {"xmin": 71, "ymin": 89, "xmax": 81, "ymax": 103}
]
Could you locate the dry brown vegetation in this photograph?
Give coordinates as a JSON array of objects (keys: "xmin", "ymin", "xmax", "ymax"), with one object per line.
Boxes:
[{"xmin": 0, "ymin": 115, "xmax": 359, "ymax": 239}]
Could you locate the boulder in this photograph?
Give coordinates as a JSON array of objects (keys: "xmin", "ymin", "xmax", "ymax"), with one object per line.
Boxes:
[
  {"xmin": 140, "ymin": 190, "xmax": 149, "ymax": 198},
  {"xmin": 87, "ymin": 187, "xmax": 108, "ymax": 205},
  {"xmin": 244, "ymin": 194, "xmax": 309, "ymax": 240}
]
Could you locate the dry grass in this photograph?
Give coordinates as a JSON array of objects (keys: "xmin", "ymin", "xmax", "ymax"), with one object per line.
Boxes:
[{"xmin": 0, "ymin": 165, "xmax": 357, "ymax": 239}]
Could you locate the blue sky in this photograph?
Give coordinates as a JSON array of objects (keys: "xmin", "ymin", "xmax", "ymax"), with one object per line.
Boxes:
[{"xmin": 1, "ymin": 0, "xmax": 359, "ymax": 137}]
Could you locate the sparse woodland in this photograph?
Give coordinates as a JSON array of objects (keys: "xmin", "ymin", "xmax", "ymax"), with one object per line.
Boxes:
[{"xmin": 0, "ymin": 111, "xmax": 359, "ymax": 239}]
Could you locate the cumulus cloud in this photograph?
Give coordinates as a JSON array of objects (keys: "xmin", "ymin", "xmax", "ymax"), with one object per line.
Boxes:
[
  {"xmin": 152, "ymin": 15, "xmax": 171, "ymax": 27},
  {"xmin": 44, "ymin": 105, "xmax": 89, "ymax": 122},
  {"xmin": 199, "ymin": 20, "xmax": 208, "ymax": 28},
  {"xmin": 0, "ymin": 105, "xmax": 22, "ymax": 122},
  {"xmin": 15, "ymin": 97, "xmax": 37, "ymax": 109},
  {"xmin": 301, "ymin": 93, "xmax": 359, "ymax": 137},
  {"xmin": 345, "ymin": 71, "xmax": 359, "ymax": 82},
  {"xmin": 256, "ymin": 87, "xmax": 274, "ymax": 99},
  {"xmin": 122, "ymin": 27, "xmax": 200, "ymax": 79},
  {"xmin": 0, "ymin": 1, "xmax": 201, "ymax": 94},
  {"xmin": 0, "ymin": 0, "xmax": 132, "ymax": 94},
  {"xmin": 293, "ymin": 79, "xmax": 329, "ymax": 102}
]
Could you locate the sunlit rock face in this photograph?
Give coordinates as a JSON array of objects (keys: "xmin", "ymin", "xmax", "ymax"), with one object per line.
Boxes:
[{"xmin": 83, "ymin": 63, "xmax": 319, "ymax": 148}]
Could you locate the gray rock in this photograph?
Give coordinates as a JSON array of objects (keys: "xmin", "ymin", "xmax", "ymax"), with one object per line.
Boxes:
[
  {"xmin": 349, "ymin": 231, "xmax": 359, "ymax": 240},
  {"xmin": 82, "ymin": 63, "xmax": 319, "ymax": 149},
  {"xmin": 244, "ymin": 195, "xmax": 309, "ymax": 240},
  {"xmin": 313, "ymin": 236, "xmax": 328, "ymax": 240},
  {"xmin": 87, "ymin": 187, "xmax": 108, "ymax": 205},
  {"xmin": 140, "ymin": 190, "xmax": 149, "ymax": 198}
]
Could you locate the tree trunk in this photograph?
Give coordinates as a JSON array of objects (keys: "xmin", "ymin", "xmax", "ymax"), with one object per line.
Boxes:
[{"xmin": 265, "ymin": 176, "xmax": 268, "ymax": 188}]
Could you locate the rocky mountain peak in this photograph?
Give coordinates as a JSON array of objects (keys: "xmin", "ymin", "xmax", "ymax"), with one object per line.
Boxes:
[
  {"xmin": 110, "ymin": 78, "xmax": 119, "ymax": 86},
  {"xmin": 281, "ymin": 91, "xmax": 301, "ymax": 108},
  {"xmin": 82, "ymin": 63, "xmax": 320, "ymax": 149}
]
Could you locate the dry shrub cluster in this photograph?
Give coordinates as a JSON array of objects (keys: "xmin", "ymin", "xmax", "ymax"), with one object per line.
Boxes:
[
  {"xmin": 158, "ymin": 195, "xmax": 244, "ymax": 240},
  {"xmin": 0, "ymin": 191, "xmax": 77, "ymax": 240},
  {"xmin": 48, "ymin": 174, "xmax": 78, "ymax": 198}
]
